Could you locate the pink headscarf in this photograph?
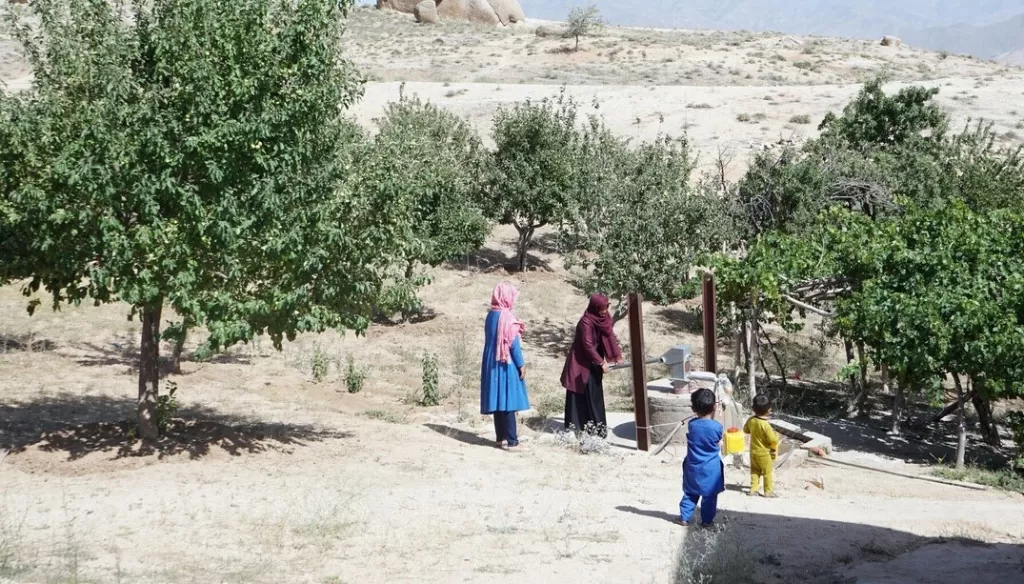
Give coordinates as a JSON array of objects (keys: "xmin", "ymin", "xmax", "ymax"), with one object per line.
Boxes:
[{"xmin": 491, "ymin": 282, "xmax": 525, "ymax": 363}]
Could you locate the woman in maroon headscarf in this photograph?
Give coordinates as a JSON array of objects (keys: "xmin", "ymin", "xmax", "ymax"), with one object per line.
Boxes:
[{"xmin": 560, "ymin": 294, "xmax": 624, "ymax": 438}]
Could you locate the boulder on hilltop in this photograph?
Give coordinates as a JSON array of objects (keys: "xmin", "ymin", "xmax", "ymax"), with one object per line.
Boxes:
[
  {"xmin": 414, "ymin": 0, "xmax": 438, "ymax": 24},
  {"xmin": 377, "ymin": 0, "xmax": 525, "ymax": 27}
]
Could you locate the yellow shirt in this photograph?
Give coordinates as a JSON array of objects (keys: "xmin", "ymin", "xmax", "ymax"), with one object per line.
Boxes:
[{"xmin": 743, "ymin": 416, "xmax": 780, "ymax": 456}]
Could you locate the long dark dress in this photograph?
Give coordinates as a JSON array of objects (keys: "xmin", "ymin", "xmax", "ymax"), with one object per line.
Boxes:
[
  {"xmin": 564, "ymin": 363, "xmax": 608, "ymax": 437},
  {"xmin": 560, "ymin": 307, "xmax": 621, "ymax": 437}
]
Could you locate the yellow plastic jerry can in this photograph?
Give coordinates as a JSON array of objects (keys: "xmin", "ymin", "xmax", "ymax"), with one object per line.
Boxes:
[{"xmin": 725, "ymin": 427, "xmax": 745, "ymax": 454}]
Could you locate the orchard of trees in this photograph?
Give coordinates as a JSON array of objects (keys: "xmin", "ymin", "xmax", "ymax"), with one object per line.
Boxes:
[{"xmin": 1, "ymin": 1, "xmax": 1023, "ymax": 471}]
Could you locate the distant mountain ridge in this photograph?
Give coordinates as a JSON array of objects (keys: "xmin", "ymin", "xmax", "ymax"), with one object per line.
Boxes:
[
  {"xmin": 518, "ymin": 1, "xmax": 1024, "ymax": 59},
  {"xmin": 902, "ymin": 13, "xmax": 1024, "ymax": 60}
]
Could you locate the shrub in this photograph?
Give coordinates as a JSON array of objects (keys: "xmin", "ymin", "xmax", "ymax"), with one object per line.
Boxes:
[
  {"xmin": 345, "ymin": 356, "xmax": 366, "ymax": 394},
  {"xmin": 789, "ymin": 114, "xmax": 812, "ymax": 125},
  {"xmin": 736, "ymin": 113, "xmax": 752, "ymax": 123},
  {"xmin": 311, "ymin": 345, "xmax": 330, "ymax": 383},
  {"xmin": 420, "ymin": 352, "xmax": 440, "ymax": 406}
]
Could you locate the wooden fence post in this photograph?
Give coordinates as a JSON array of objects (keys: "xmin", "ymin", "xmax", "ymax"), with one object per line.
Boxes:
[
  {"xmin": 628, "ymin": 293, "xmax": 650, "ymax": 451},
  {"xmin": 702, "ymin": 273, "xmax": 717, "ymax": 374}
]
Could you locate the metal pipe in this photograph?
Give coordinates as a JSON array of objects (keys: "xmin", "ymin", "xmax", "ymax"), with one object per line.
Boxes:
[{"xmin": 607, "ymin": 357, "xmax": 662, "ymax": 371}]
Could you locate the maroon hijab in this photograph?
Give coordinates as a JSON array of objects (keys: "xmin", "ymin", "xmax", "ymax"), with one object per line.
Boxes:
[
  {"xmin": 560, "ymin": 294, "xmax": 623, "ymax": 394},
  {"xmin": 581, "ymin": 294, "xmax": 618, "ymax": 356}
]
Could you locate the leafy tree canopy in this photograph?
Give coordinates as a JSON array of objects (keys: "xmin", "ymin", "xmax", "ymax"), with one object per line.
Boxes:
[{"xmin": 0, "ymin": 0, "xmax": 398, "ymax": 438}]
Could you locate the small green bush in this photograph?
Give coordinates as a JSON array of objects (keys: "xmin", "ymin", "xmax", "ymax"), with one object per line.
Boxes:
[
  {"xmin": 345, "ymin": 356, "xmax": 366, "ymax": 394},
  {"xmin": 789, "ymin": 114, "xmax": 812, "ymax": 125},
  {"xmin": 311, "ymin": 345, "xmax": 330, "ymax": 383},
  {"xmin": 419, "ymin": 352, "xmax": 440, "ymax": 406}
]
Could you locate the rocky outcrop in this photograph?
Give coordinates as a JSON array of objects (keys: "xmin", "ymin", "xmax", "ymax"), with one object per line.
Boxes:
[
  {"xmin": 414, "ymin": 0, "xmax": 438, "ymax": 24},
  {"xmin": 881, "ymin": 36, "xmax": 902, "ymax": 47},
  {"xmin": 486, "ymin": 0, "xmax": 525, "ymax": 25},
  {"xmin": 377, "ymin": 0, "xmax": 525, "ymax": 27}
]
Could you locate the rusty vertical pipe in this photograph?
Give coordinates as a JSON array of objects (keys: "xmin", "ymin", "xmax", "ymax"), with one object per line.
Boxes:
[
  {"xmin": 628, "ymin": 293, "xmax": 650, "ymax": 451},
  {"xmin": 702, "ymin": 272, "xmax": 717, "ymax": 374}
]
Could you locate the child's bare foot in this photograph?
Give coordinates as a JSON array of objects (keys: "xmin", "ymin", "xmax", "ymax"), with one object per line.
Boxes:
[
  {"xmin": 763, "ymin": 492, "xmax": 779, "ymax": 498},
  {"xmin": 746, "ymin": 491, "xmax": 758, "ymax": 497},
  {"xmin": 503, "ymin": 444, "xmax": 530, "ymax": 453},
  {"xmin": 676, "ymin": 519, "xmax": 689, "ymax": 527}
]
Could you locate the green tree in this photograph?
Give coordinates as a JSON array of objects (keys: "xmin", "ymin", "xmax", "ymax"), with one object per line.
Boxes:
[
  {"xmin": 564, "ymin": 4, "xmax": 604, "ymax": 52},
  {"xmin": 484, "ymin": 91, "xmax": 587, "ymax": 272},
  {"xmin": 0, "ymin": 0, "xmax": 402, "ymax": 440},
  {"xmin": 817, "ymin": 76, "xmax": 948, "ymax": 150},
  {"xmin": 563, "ymin": 133, "xmax": 733, "ymax": 320},
  {"xmin": 354, "ymin": 92, "xmax": 490, "ymax": 320}
]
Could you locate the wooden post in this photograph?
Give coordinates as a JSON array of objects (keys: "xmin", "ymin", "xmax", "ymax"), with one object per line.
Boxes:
[
  {"xmin": 628, "ymin": 293, "xmax": 650, "ymax": 451},
  {"xmin": 702, "ymin": 273, "xmax": 717, "ymax": 374}
]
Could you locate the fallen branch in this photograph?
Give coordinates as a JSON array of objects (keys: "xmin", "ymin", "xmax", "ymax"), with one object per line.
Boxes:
[{"xmin": 782, "ymin": 294, "xmax": 834, "ymax": 317}]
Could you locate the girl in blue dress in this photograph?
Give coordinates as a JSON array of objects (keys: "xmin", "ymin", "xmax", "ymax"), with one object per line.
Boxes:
[
  {"xmin": 480, "ymin": 282, "xmax": 530, "ymax": 452},
  {"xmin": 679, "ymin": 388, "xmax": 725, "ymax": 526}
]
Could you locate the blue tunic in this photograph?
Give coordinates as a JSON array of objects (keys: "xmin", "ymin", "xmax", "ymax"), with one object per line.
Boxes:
[
  {"xmin": 480, "ymin": 310, "xmax": 530, "ymax": 414},
  {"xmin": 682, "ymin": 418, "xmax": 726, "ymax": 497}
]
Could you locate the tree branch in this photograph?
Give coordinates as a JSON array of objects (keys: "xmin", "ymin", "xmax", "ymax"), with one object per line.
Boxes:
[{"xmin": 782, "ymin": 294, "xmax": 834, "ymax": 317}]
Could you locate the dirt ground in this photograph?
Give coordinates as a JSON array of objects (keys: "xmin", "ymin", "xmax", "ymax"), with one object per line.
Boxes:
[
  {"xmin": 2, "ymin": 226, "xmax": 1024, "ymax": 584},
  {"xmin": 3, "ymin": 6, "xmax": 1024, "ymax": 584}
]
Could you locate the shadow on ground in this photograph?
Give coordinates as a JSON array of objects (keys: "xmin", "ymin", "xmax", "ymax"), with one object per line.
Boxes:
[
  {"xmin": 766, "ymin": 378, "xmax": 1011, "ymax": 468},
  {"xmin": 424, "ymin": 423, "xmax": 498, "ymax": 449},
  {"xmin": 522, "ymin": 318, "xmax": 574, "ymax": 359},
  {"xmin": 619, "ymin": 505, "xmax": 1024, "ymax": 584},
  {"xmin": 0, "ymin": 393, "xmax": 350, "ymax": 462},
  {"xmin": 444, "ymin": 245, "xmax": 553, "ymax": 273},
  {"xmin": 72, "ymin": 341, "xmax": 254, "ymax": 374},
  {"xmin": 0, "ymin": 332, "xmax": 59, "ymax": 353},
  {"xmin": 657, "ymin": 307, "xmax": 705, "ymax": 336}
]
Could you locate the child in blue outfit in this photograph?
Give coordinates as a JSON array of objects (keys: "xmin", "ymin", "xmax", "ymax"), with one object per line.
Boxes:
[{"xmin": 679, "ymin": 388, "xmax": 725, "ymax": 527}]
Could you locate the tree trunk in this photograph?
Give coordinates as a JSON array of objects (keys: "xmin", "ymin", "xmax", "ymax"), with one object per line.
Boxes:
[
  {"xmin": 890, "ymin": 376, "xmax": 904, "ymax": 436},
  {"xmin": 138, "ymin": 303, "xmax": 163, "ymax": 441},
  {"xmin": 971, "ymin": 377, "xmax": 1000, "ymax": 447},
  {"xmin": 575, "ymin": 35, "xmax": 579, "ymax": 52},
  {"xmin": 761, "ymin": 328, "xmax": 787, "ymax": 388},
  {"xmin": 732, "ymin": 321, "xmax": 743, "ymax": 386},
  {"xmin": 515, "ymin": 224, "xmax": 534, "ymax": 272},
  {"xmin": 171, "ymin": 333, "xmax": 185, "ymax": 375},
  {"xmin": 953, "ymin": 373, "xmax": 967, "ymax": 470},
  {"xmin": 881, "ymin": 363, "xmax": 891, "ymax": 395},
  {"xmin": 844, "ymin": 338, "xmax": 858, "ymax": 394},
  {"xmin": 400, "ymin": 260, "xmax": 416, "ymax": 322},
  {"xmin": 851, "ymin": 341, "xmax": 870, "ymax": 415},
  {"xmin": 747, "ymin": 298, "xmax": 758, "ymax": 399}
]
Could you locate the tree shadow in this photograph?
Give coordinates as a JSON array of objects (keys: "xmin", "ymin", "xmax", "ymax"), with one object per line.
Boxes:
[
  {"xmin": 0, "ymin": 332, "xmax": 59, "ymax": 353},
  {"xmin": 657, "ymin": 307, "xmax": 705, "ymax": 336},
  {"xmin": 372, "ymin": 307, "xmax": 440, "ymax": 327},
  {"xmin": 522, "ymin": 317, "xmax": 574, "ymax": 359},
  {"xmin": 768, "ymin": 379, "xmax": 1010, "ymax": 467},
  {"xmin": 72, "ymin": 341, "xmax": 252, "ymax": 374},
  {"xmin": 444, "ymin": 245, "xmax": 553, "ymax": 273},
  {"xmin": 1, "ymin": 393, "xmax": 350, "ymax": 462},
  {"xmin": 620, "ymin": 505, "xmax": 1024, "ymax": 584},
  {"xmin": 423, "ymin": 423, "xmax": 498, "ymax": 449}
]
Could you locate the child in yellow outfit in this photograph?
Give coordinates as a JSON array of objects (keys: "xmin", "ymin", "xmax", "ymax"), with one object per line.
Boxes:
[{"xmin": 744, "ymin": 394, "xmax": 780, "ymax": 497}]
